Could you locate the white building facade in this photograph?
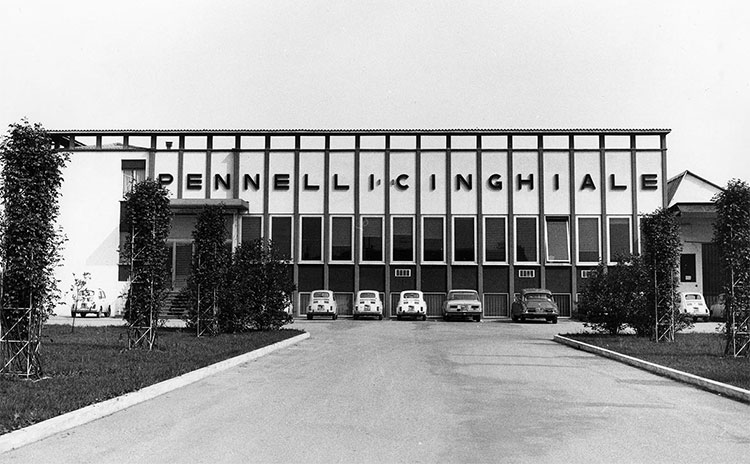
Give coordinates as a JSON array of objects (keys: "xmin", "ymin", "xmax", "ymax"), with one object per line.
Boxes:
[{"xmin": 50, "ymin": 129, "xmax": 669, "ymax": 317}]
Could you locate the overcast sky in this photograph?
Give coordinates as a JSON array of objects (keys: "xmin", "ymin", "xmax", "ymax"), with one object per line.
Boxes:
[{"xmin": 1, "ymin": 0, "xmax": 748, "ymax": 186}]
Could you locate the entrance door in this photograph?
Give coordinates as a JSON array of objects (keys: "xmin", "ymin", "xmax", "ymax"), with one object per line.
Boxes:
[{"xmin": 167, "ymin": 241, "xmax": 193, "ymax": 290}]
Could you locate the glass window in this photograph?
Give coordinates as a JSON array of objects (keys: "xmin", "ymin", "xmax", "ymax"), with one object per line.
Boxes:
[
  {"xmin": 454, "ymin": 217, "xmax": 475, "ymax": 262},
  {"xmin": 423, "ymin": 217, "xmax": 444, "ymax": 262},
  {"xmin": 545, "ymin": 217, "xmax": 570, "ymax": 262},
  {"xmin": 577, "ymin": 217, "xmax": 600, "ymax": 263},
  {"xmin": 485, "ymin": 217, "xmax": 507, "ymax": 262},
  {"xmin": 392, "ymin": 217, "xmax": 414, "ymax": 262},
  {"xmin": 362, "ymin": 217, "xmax": 383, "ymax": 262},
  {"xmin": 301, "ymin": 216, "xmax": 322, "ymax": 261},
  {"xmin": 680, "ymin": 254, "xmax": 696, "ymax": 282},
  {"xmin": 608, "ymin": 217, "xmax": 631, "ymax": 262},
  {"xmin": 271, "ymin": 216, "xmax": 292, "ymax": 260},
  {"xmin": 515, "ymin": 217, "xmax": 538, "ymax": 263},
  {"xmin": 121, "ymin": 160, "xmax": 146, "ymax": 194},
  {"xmin": 241, "ymin": 216, "xmax": 262, "ymax": 244},
  {"xmin": 331, "ymin": 217, "xmax": 353, "ymax": 261}
]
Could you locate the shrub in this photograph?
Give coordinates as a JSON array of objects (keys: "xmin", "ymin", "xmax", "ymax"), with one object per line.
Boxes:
[
  {"xmin": 218, "ymin": 239, "xmax": 295, "ymax": 332},
  {"xmin": 579, "ymin": 255, "xmax": 648, "ymax": 335}
]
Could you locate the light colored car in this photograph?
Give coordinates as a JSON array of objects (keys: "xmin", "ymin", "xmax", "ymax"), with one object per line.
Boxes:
[
  {"xmin": 71, "ymin": 288, "xmax": 111, "ymax": 318},
  {"xmin": 442, "ymin": 289, "xmax": 482, "ymax": 322},
  {"xmin": 353, "ymin": 290, "xmax": 383, "ymax": 320},
  {"xmin": 306, "ymin": 290, "xmax": 338, "ymax": 320},
  {"xmin": 511, "ymin": 288, "xmax": 559, "ymax": 323},
  {"xmin": 678, "ymin": 292, "xmax": 710, "ymax": 322},
  {"xmin": 710, "ymin": 293, "xmax": 726, "ymax": 321},
  {"xmin": 396, "ymin": 290, "xmax": 427, "ymax": 321}
]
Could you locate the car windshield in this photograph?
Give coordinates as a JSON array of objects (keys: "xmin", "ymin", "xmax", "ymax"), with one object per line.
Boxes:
[
  {"xmin": 685, "ymin": 294, "xmax": 702, "ymax": 300},
  {"xmin": 449, "ymin": 292, "xmax": 478, "ymax": 300},
  {"xmin": 313, "ymin": 291, "xmax": 330, "ymax": 299},
  {"xmin": 360, "ymin": 292, "xmax": 377, "ymax": 299},
  {"xmin": 403, "ymin": 292, "xmax": 420, "ymax": 299},
  {"xmin": 526, "ymin": 293, "xmax": 551, "ymax": 300}
]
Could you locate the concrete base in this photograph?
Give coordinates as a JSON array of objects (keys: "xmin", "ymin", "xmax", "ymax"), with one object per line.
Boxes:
[{"xmin": 554, "ymin": 334, "xmax": 750, "ymax": 404}]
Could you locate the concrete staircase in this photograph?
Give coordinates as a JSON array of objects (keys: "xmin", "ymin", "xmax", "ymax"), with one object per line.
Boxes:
[{"xmin": 160, "ymin": 290, "xmax": 190, "ymax": 319}]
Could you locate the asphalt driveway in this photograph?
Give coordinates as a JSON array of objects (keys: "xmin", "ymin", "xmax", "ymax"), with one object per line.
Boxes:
[{"xmin": 4, "ymin": 319, "xmax": 749, "ymax": 463}]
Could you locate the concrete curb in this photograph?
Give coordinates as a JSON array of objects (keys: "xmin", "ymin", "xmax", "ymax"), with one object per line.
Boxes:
[
  {"xmin": 554, "ymin": 334, "xmax": 750, "ymax": 404},
  {"xmin": 0, "ymin": 332, "xmax": 310, "ymax": 454}
]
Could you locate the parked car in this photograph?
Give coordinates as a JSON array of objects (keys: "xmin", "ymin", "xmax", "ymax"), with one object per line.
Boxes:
[
  {"xmin": 442, "ymin": 289, "xmax": 482, "ymax": 322},
  {"xmin": 353, "ymin": 290, "xmax": 383, "ymax": 320},
  {"xmin": 71, "ymin": 288, "xmax": 111, "ymax": 318},
  {"xmin": 710, "ymin": 293, "xmax": 726, "ymax": 321},
  {"xmin": 511, "ymin": 288, "xmax": 558, "ymax": 323},
  {"xmin": 306, "ymin": 290, "xmax": 338, "ymax": 320},
  {"xmin": 678, "ymin": 292, "xmax": 710, "ymax": 322},
  {"xmin": 396, "ymin": 290, "xmax": 427, "ymax": 321}
]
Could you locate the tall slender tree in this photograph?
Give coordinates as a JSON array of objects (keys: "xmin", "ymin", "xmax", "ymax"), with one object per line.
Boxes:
[
  {"xmin": 185, "ymin": 204, "xmax": 230, "ymax": 336},
  {"xmin": 713, "ymin": 179, "xmax": 750, "ymax": 357},
  {"xmin": 0, "ymin": 120, "xmax": 68, "ymax": 376},
  {"xmin": 122, "ymin": 179, "xmax": 172, "ymax": 350}
]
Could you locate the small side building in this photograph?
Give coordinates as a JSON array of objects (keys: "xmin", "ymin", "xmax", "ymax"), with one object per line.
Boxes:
[{"xmin": 667, "ymin": 170, "xmax": 724, "ymax": 306}]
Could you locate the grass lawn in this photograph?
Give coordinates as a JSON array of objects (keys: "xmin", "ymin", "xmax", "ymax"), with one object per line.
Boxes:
[
  {"xmin": 0, "ymin": 324, "xmax": 304, "ymax": 435},
  {"xmin": 565, "ymin": 332, "xmax": 750, "ymax": 391}
]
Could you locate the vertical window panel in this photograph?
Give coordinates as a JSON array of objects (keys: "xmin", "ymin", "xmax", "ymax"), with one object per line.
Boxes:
[
  {"xmin": 301, "ymin": 216, "xmax": 322, "ymax": 261},
  {"xmin": 545, "ymin": 217, "xmax": 570, "ymax": 262},
  {"xmin": 515, "ymin": 217, "xmax": 538, "ymax": 263},
  {"xmin": 577, "ymin": 217, "xmax": 600, "ymax": 263},
  {"xmin": 454, "ymin": 217, "xmax": 476, "ymax": 262},
  {"xmin": 392, "ymin": 217, "xmax": 414, "ymax": 262},
  {"xmin": 271, "ymin": 216, "xmax": 292, "ymax": 260},
  {"xmin": 362, "ymin": 217, "xmax": 383, "ymax": 262},
  {"xmin": 241, "ymin": 216, "xmax": 262, "ymax": 244},
  {"xmin": 484, "ymin": 217, "xmax": 507, "ymax": 262},
  {"xmin": 608, "ymin": 217, "xmax": 632, "ymax": 262},
  {"xmin": 423, "ymin": 217, "xmax": 444, "ymax": 262},
  {"xmin": 331, "ymin": 217, "xmax": 353, "ymax": 261}
]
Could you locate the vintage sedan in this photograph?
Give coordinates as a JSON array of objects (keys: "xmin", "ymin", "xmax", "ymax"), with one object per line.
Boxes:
[
  {"xmin": 71, "ymin": 288, "xmax": 111, "ymax": 318},
  {"xmin": 442, "ymin": 289, "xmax": 482, "ymax": 322},
  {"xmin": 396, "ymin": 290, "xmax": 427, "ymax": 321},
  {"xmin": 353, "ymin": 290, "xmax": 383, "ymax": 320},
  {"xmin": 678, "ymin": 292, "xmax": 710, "ymax": 322},
  {"xmin": 511, "ymin": 288, "xmax": 558, "ymax": 323},
  {"xmin": 306, "ymin": 290, "xmax": 338, "ymax": 320}
]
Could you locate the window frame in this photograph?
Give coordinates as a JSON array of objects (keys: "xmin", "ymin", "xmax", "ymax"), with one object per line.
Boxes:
[
  {"xmin": 483, "ymin": 216, "xmax": 508, "ymax": 265},
  {"xmin": 514, "ymin": 216, "xmax": 539, "ymax": 264},
  {"xmin": 544, "ymin": 216, "xmax": 571, "ymax": 264},
  {"xmin": 608, "ymin": 216, "xmax": 632, "ymax": 264},
  {"xmin": 391, "ymin": 215, "xmax": 415, "ymax": 264},
  {"xmin": 299, "ymin": 215, "xmax": 323, "ymax": 263},
  {"xmin": 270, "ymin": 215, "xmax": 293, "ymax": 261},
  {"xmin": 576, "ymin": 216, "xmax": 601, "ymax": 265},
  {"xmin": 421, "ymin": 216, "xmax": 446, "ymax": 263},
  {"xmin": 329, "ymin": 215, "xmax": 354, "ymax": 263},
  {"xmin": 240, "ymin": 215, "xmax": 264, "ymax": 244},
  {"xmin": 452, "ymin": 215, "xmax": 477, "ymax": 264},
  {"xmin": 360, "ymin": 216, "xmax": 385, "ymax": 264}
]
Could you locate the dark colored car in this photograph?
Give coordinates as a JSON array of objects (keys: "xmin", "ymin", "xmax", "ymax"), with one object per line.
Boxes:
[{"xmin": 511, "ymin": 288, "xmax": 558, "ymax": 323}]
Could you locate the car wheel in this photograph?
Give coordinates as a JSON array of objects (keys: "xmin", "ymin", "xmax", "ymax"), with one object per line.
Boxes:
[
  {"xmin": 378, "ymin": 314, "xmax": 383, "ymax": 320},
  {"xmin": 512, "ymin": 315, "xmax": 518, "ymax": 322},
  {"xmin": 397, "ymin": 314, "xmax": 402, "ymax": 321},
  {"xmin": 307, "ymin": 314, "xmax": 313, "ymax": 320},
  {"xmin": 474, "ymin": 315, "xmax": 481, "ymax": 322},
  {"xmin": 552, "ymin": 317, "xmax": 558, "ymax": 324},
  {"xmin": 105, "ymin": 306, "xmax": 111, "ymax": 317},
  {"xmin": 421, "ymin": 315, "xmax": 427, "ymax": 321},
  {"xmin": 520, "ymin": 316, "xmax": 526, "ymax": 322},
  {"xmin": 332, "ymin": 314, "xmax": 337, "ymax": 320}
]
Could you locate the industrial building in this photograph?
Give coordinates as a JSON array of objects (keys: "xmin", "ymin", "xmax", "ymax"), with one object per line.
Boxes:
[{"xmin": 49, "ymin": 129, "xmax": 670, "ymax": 318}]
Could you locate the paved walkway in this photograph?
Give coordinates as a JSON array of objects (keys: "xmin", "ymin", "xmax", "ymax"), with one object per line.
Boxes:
[{"xmin": 4, "ymin": 319, "xmax": 749, "ymax": 463}]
